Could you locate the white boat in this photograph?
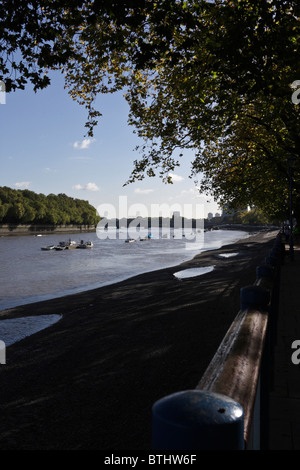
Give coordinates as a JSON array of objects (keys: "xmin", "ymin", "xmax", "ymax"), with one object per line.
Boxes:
[
  {"xmin": 54, "ymin": 242, "xmax": 67, "ymax": 251},
  {"xmin": 65, "ymin": 240, "xmax": 78, "ymax": 249},
  {"xmin": 41, "ymin": 245, "xmax": 55, "ymax": 251}
]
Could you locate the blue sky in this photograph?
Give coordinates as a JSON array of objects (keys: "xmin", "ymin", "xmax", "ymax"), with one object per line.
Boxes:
[{"xmin": 0, "ymin": 71, "xmax": 220, "ymax": 219}]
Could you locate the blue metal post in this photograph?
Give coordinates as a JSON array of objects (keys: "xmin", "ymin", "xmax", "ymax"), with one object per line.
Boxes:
[
  {"xmin": 152, "ymin": 390, "xmax": 244, "ymax": 450},
  {"xmin": 256, "ymin": 265, "xmax": 274, "ymax": 281}
]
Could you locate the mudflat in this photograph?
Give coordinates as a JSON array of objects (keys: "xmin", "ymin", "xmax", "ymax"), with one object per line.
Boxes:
[{"xmin": 0, "ymin": 230, "xmax": 278, "ymax": 449}]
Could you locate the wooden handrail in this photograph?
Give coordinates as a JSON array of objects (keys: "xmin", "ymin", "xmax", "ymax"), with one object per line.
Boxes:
[
  {"xmin": 195, "ymin": 244, "xmax": 279, "ymax": 448},
  {"xmin": 152, "ymin": 231, "xmax": 284, "ymax": 450},
  {"xmin": 195, "ymin": 306, "xmax": 269, "ymax": 447}
]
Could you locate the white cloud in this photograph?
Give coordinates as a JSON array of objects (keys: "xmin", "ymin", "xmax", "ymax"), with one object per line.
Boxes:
[
  {"xmin": 14, "ymin": 182, "xmax": 31, "ymax": 189},
  {"xmin": 85, "ymin": 182, "xmax": 100, "ymax": 191},
  {"xmin": 73, "ymin": 182, "xmax": 100, "ymax": 191},
  {"xmin": 168, "ymin": 173, "xmax": 184, "ymax": 182},
  {"xmin": 134, "ymin": 188, "xmax": 155, "ymax": 195},
  {"xmin": 73, "ymin": 138, "xmax": 94, "ymax": 150},
  {"xmin": 181, "ymin": 188, "xmax": 200, "ymax": 196},
  {"xmin": 69, "ymin": 156, "xmax": 92, "ymax": 160}
]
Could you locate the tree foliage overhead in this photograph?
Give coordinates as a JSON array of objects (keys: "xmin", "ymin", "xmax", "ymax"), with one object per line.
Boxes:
[
  {"xmin": 0, "ymin": 187, "xmax": 100, "ymax": 226},
  {"xmin": 1, "ymin": 0, "xmax": 300, "ymax": 219}
]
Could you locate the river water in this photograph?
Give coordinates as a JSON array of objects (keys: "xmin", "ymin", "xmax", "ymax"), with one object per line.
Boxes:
[{"xmin": 0, "ymin": 228, "xmax": 250, "ymax": 312}]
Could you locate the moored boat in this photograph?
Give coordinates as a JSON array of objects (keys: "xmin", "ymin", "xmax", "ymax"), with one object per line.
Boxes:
[
  {"xmin": 65, "ymin": 240, "xmax": 78, "ymax": 249},
  {"xmin": 42, "ymin": 239, "xmax": 93, "ymax": 251},
  {"xmin": 77, "ymin": 240, "xmax": 93, "ymax": 249},
  {"xmin": 41, "ymin": 245, "xmax": 55, "ymax": 251},
  {"xmin": 54, "ymin": 239, "xmax": 78, "ymax": 250},
  {"xmin": 139, "ymin": 234, "xmax": 153, "ymax": 241},
  {"xmin": 54, "ymin": 242, "xmax": 67, "ymax": 251}
]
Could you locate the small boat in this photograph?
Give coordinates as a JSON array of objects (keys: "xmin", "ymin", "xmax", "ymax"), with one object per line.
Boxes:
[
  {"xmin": 77, "ymin": 240, "xmax": 93, "ymax": 249},
  {"xmin": 65, "ymin": 240, "xmax": 78, "ymax": 249},
  {"xmin": 54, "ymin": 242, "xmax": 67, "ymax": 251},
  {"xmin": 139, "ymin": 234, "xmax": 152, "ymax": 241},
  {"xmin": 125, "ymin": 238, "xmax": 136, "ymax": 243},
  {"xmin": 43, "ymin": 239, "xmax": 93, "ymax": 251},
  {"xmin": 41, "ymin": 245, "xmax": 55, "ymax": 251},
  {"xmin": 54, "ymin": 239, "xmax": 80, "ymax": 250}
]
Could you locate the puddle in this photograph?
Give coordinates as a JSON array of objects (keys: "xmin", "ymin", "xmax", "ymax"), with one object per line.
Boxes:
[
  {"xmin": 217, "ymin": 252, "xmax": 239, "ymax": 258},
  {"xmin": 0, "ymin": 314, "xmax": 62, "ymax": 346},
  {"xmin": 173, "ymin": 266, "xmax": 215, "ymax": 279}
]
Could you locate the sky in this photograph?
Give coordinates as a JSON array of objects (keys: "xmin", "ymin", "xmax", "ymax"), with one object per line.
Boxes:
[{"xmin": 0, "ymin": 71, "xmax": 220, "ymax": 219}]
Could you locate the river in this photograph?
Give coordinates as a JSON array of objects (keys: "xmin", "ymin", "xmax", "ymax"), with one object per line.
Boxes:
[{"xmin": 0, "ymin": 228, "xmax": 251, "ymax": 312}]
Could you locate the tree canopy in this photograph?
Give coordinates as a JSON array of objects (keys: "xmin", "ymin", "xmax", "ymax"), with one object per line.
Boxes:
[
  {"xmin": 0, "ymin": 187, "xmax": 100, "ymax": 226},
  {"xmin": 1, "ymin": 0, "xmax": 299, "ymax": 219}
]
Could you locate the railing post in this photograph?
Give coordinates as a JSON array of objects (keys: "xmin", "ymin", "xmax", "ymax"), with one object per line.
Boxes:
[
  {"xmin": 152, "ymin": 390, "xmax": 244, "ymax": 450},
  {"xmin": 240, "ymin": 285, "xmax": 270, "ymax": 311}
]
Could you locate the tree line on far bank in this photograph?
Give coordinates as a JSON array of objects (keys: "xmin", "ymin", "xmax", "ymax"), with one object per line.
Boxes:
[{"xmin": 0, "ymin": 187, "xmax": 100, "ymax": 226}]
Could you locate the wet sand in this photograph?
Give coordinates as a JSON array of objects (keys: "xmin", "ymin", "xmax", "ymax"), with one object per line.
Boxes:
[{"xmin": 0, "ymin": 230, "xmax": 278, "ymax": 449}]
